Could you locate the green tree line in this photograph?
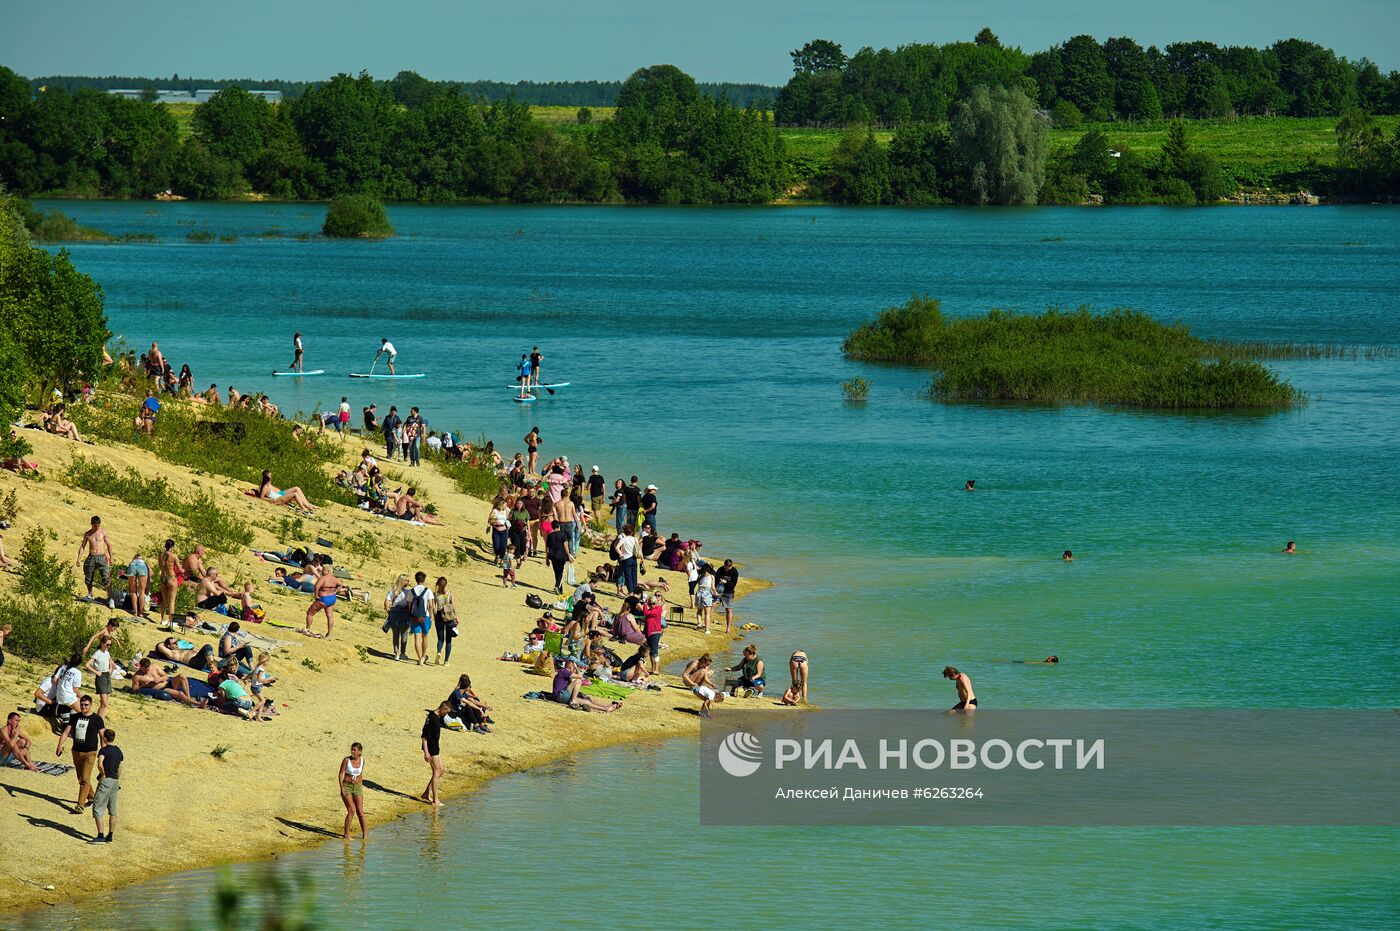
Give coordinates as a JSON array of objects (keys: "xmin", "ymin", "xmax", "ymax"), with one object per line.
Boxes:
[
  {"xmin": 777, "ymin": 29, "xmax": 1400, "ymax": 127},
  {"xmin": 0, "ymin": 66, "xmax": 785, "ymax": 204},
  {"xmin": 29, "ymin": 72, "xmax": 780, "ymax": 108}
]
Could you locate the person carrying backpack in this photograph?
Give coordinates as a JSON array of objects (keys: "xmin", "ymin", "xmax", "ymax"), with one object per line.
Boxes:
[{"xmin": 407, "ymin": 571, "xmax": 436, "ymax": 666}]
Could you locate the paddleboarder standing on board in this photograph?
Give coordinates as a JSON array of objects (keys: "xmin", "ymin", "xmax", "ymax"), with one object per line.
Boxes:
[
  {"xmin": 529, "ymin": 346, "xmax": 543, "ymax": 388},
  {"xmin": 515, "ymin": 353, "xmax": 533, "ymax": 399},
  {"xmin": 376, "ymin": 338, "xmax": 397, "ymax": 375},
  {"xmin": 290, "ymin": 333, "xmax": 304, "ymax": 373}
]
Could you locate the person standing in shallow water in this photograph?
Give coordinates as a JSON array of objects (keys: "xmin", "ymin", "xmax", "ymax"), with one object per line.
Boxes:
[
  {"xmin": 944, "ymin": 666, "xmax": 976, "ymax": 711},
  {"xmin": 421, "ymin": 703, "xmax": 448, "ymax": 807},
  {"xmin": 339, "ymin": 742, "xmax": 367, "ymax": 839}
]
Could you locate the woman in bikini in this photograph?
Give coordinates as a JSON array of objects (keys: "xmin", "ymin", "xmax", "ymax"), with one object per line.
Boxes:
[
  {"xmin": 338, "ymin": 742, "xmax": 367, "ymax": 839},
  {"xmin": 158, "ymin": 539, "xmax": 181, "ymax": 626},
  {"xmin": 789, "ymin": 650, "xmax": 809, "ymax": 704},
  {"xmin": 258, "ymin": 470, "xmax": 317, "ymax": 512}
]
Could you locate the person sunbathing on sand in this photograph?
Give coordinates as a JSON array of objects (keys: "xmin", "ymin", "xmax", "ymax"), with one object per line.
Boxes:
[
  {"xmin": 2, "ymin": 431, "xmax": 40, "ymax": 475},
  {"xmin": 258, "ymin": 470, "xmax": 317, "ymax": 512},
  {"xmin": 1, "ymin": 711, "xmax": 40, "ymax": 771},
  {"xmin": 130, "ymin": 658, "xmax": 208, "ymax": 707}
]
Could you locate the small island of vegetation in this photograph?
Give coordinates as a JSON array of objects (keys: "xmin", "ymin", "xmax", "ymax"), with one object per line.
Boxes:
[
  {"xmin": 322, "ymin": 193, "xmax": 394, "ymax": 238},
  {"xmin": 843, "ymin": 297, "xmax": 1307, "ymax": 409}
]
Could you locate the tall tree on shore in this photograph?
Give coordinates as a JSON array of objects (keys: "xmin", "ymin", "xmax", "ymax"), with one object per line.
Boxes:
[
  {"xmin": 1058, "ymin": 35, "xmax": 1114, "ymax": 121},
  {"xmin": 946, "ymin": 85, "xmax": 1047, "ymax": 204}
]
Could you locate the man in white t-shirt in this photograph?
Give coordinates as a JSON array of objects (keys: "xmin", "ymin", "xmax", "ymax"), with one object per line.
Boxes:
[
  {"xmin": 376, "ymin": 338, "xmax": 397, "ymax": 375},
  {"xmin": 406, "ymin": 571, "xmax": 436, "ymax": 666}
]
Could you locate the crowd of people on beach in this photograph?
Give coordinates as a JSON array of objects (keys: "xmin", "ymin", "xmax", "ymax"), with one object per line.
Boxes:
[{"xmin": 6, "ymin": 329, "xmax": 844, "ymax": 848}]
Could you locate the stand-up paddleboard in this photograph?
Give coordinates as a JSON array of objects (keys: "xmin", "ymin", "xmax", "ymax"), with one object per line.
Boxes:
[
  {"xmin": 503, "ymin": 383, "xmax": 569, "ymax": 390},
  {"xmin": 272, "ymin": 370, "xmax": 325, "ymax": 377},
  {"xmin": 513, "ymin": 394, "xmax": 537, "ymax": 403},
  {"xmin": 349, "ymin": 372, "xmax": 427, "ymax": 379}
]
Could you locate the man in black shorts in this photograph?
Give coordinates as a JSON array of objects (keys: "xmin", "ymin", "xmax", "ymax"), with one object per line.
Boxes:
[{"xmin": 420, "ymin": 701, "xmax": 448, "ymax": 806}]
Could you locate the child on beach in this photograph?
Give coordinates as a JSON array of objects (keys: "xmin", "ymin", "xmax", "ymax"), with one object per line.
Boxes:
[
  {"xmin": 682, "ymin": 653, "xmax": 724, "ymax": 719},
  {"xmin": 502, "ymin": 544, "xmax": 517, "ymax": 587},
  {"xmin": 780, "ymin": 682, "xmax": 803, "ymax": 706}
]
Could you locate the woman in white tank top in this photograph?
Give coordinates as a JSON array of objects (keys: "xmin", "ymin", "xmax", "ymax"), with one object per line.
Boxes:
[{"xmin": 338, "ymin": 742, "xmax": 367, "ymax": 839}]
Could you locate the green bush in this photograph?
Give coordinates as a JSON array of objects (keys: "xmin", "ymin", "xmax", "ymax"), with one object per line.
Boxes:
[
  {"xmin": 1, "ymin": 530, "xmax": 132, "ymax": 664},
  {"xmin": 841, "ymin": 377, "xmax": 871, "ymax": 401},
  {"xmin": 433, "ymin": 455, "xmax": 503, "ymax": 502},
  {"xmin": 68, "ymin": 398, "xmax": 354, "ymax": 509},
  {"xmin": 322, "ymin": 194, "xmax": 394, "ymax": 239},
  {"xmin": 64, "ymin": 455, "xmax": 254, "ymax": 554},
  {"xmin": 843, "ymin": 297, "xmax": 1305, "ymax": 409}
]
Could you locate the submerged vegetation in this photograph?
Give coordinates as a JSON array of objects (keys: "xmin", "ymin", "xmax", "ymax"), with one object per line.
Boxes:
[{"xmin": 842, "ymin": 297, "xmax": 1320, "ymax": 409}]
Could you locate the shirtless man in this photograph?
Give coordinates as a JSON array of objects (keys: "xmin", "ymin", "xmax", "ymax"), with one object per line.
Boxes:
[
  {"xmin": 1, "ymin": 711, "xmax": 40, "ymax": 771},
  {"xmin": 158, "ymin": 540, "xmax": 181, "ymax": 626},
  {"xmin": 306, "ymin": 564, "xmax": 340, "ymax": 639},
  {"xmin": 1282, "ymin": 541, "xmax": 1296, "ymax": 554},
  {"xmin": 75, "ymin": 516, "xmax": 116, "ymax": 609},
  {"xmin": 227, "ymin": 386, "xmax": 241, "ymax": 406},
  {"xmin": 147, "ymin": 341, "xmax": 166, "ymax": 376},
  {"xmin": 130, "ymin": 658, "xmax": 207, "ymax": 707},
  {"xmin": 83, "ymin": 618, "xmax": 122, "ymax": 657},
  {"xmin": 943, "ymin": 666, "xmax": 977, "ymax": 711},
  {"xmin": 154, "ymin": 637, "xmax": 216, "ymax": 671},
  {"xmin": 201, "ymin": 384, "xmax": 221, "ymax": 405},
  {"xmin": 182, "ymin": 545, "xmax": 208, "ymax": 582},
  {"xmin": 194, "ymin": 568, "xmax": 239, "ymax": 610}
]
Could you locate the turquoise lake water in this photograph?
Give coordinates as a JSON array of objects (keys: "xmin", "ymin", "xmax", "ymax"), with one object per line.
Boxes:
[{"xmin": 15, "ymin": 202, "xmax": 1400, "ymax": 929}]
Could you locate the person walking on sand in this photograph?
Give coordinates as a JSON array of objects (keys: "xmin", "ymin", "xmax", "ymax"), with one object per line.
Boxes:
[
  {"xmin": 944, "ymin": 666, "xmax": 976, "ymax": 711},
  {"xmin": 75, "ymin": 515, "xmax": 116, "ymax": 609},
  {"xmin": 290, "ymin": 332, "xmax": 304, "ymax": 373},
  {"xmin": 376, "ymin": 337, "xmax": 397, "ymax": 375},
  {"xmin": 88, "ymin": 728, "xmax": 121, "ymax": 844},
  {"xmin": 305, "ymin": 565, "xmax": 339, "ymax": 639},
  {"xmin": 407, "ymin": 571, "xmax": 435, "ymax": 665},
  {"xmin": 57, "ymin": 694, "xmax": 104, "ymax": 813},
  {"xmin": 337, "ymin": 396, "xmax": 351, "ymax": 439},
  {"xmin": 421, "ymin": 702, "xmax": 448, "ymax": 806},
  {"xmin": 339, "ymin": 742, "xmax": 367, "ymax": 839}
]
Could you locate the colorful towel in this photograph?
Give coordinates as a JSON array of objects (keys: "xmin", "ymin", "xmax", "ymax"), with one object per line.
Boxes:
[
  {"xmin": 580, "ymin": 682, "xmax": 631, "ymax": 702},
  {"xmin": 3, "ymin": 757, "xmax": 72, "ymax": 777}
]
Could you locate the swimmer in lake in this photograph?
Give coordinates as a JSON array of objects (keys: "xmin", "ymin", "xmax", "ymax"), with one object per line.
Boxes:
[
  {"xmin": 1010, "ymin": 655, "xmax": 1059, "ymax": 664},
  {"xmin": 1062, "ymin": 550, "xmax": 1073, "ymax": 562},
  {"xmin": 965, "ymin": 480, "xmax": 975, "ymax": 491},
  {"xmin": 1282, "ymin": 541, "xmax": 1296, "ymax": 554}
]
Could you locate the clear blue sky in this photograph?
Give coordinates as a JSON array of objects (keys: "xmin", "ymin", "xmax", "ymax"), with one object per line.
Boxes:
[{"xmin": 3, "ymin": 0, "xmax": 1396, "ymax": 84}]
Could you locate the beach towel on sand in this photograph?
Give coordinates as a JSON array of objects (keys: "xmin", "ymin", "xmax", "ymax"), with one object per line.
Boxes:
[
  {"xmin": 4, "ymin": 757, "xmax": 73, "ymax": 777},
  {"xmin": 580, "ymin": 682, "xmax": 631, "ymax": 702}
]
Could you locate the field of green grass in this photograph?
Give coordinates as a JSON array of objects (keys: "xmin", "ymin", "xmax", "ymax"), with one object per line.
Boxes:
[{"xmin": 777, "ymin": 116, "xmax": 1400, "ymax": 189}]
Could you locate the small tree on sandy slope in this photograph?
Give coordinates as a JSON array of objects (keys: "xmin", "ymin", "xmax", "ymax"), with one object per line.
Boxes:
[
  {"xmin": 0, "ymin": 194, "xmax": 106, "ymax": 397},
  {"xmin": 948, "ymin": 85, "xmax": 1048, "ymax": 204}
]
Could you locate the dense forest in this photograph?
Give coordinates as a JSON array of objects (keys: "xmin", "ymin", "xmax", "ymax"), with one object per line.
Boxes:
[
  {"xmin": 0, "ymin": 65, "xmax": 785, "ymax": 204},
  {"xmin": 30, "ymin": 73, "xmax": 779, "ymax": 108},
  {"xmin": 4, "ymin": 27, "xmax": 1400, "ymax": 207},
  {"xmin": 775, "ymin": 30, "xmax": 1400, "ymax": 126}
]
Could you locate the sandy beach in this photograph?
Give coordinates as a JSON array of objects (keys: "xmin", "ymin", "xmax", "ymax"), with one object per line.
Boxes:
[{"xmin": 0, "ymin": 425, "xmax": 776, "ymax": 915}]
